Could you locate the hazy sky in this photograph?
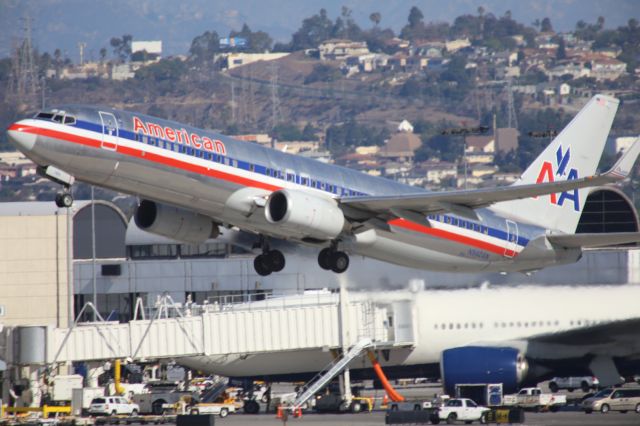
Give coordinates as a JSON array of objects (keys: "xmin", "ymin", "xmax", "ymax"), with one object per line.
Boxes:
[{"xmin": 1, "ymin": 0, "xmax": 638, "ymax": 61}]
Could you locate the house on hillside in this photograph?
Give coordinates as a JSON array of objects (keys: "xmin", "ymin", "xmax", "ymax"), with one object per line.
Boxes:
[
  {"xmin": 379, "ymin": 132, "xmax": 422, "ymax": 162},
  {"xmin": 222, "ymin": 52, "xmax": 290, "ymax": 70},
  {"xmin": 494, "ymin": 128, "xmax": 519, "ymax": 154},
  {"xmin": 465, "ymin": 135, "xmax": 494, "ymax": 164},
  {"xmin": 318, "ymin": 39, "xmax": 369, "ymax": 61}
]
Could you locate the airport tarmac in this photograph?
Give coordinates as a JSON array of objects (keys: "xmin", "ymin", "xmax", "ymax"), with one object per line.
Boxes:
[{"xmin": 215, "ymin": 411, "xmax": 640, "ymax": 425}]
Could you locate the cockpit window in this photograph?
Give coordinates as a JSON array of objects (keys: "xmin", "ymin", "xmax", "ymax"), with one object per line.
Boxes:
[{"xmin": 34, "ymin": 111, "xmax": 76, "ymax": 125}]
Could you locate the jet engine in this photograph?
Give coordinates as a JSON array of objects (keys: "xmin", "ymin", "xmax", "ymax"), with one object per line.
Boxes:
[
  {"xmin": 134, "ymin": 200, "xmax": 219, "ymax": 244},
  {"xmin": 264, "ymin": 189, "xmax": 345, "ymax": 241},
  {"xmin": 440, "ymin": 346, "xmax": 529, "ymax": 395}
]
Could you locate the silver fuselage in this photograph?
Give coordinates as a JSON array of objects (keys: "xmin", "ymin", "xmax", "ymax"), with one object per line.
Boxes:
[{"xmin": 7, "ymin": 105, "xmax": 580, "ymax": 273}]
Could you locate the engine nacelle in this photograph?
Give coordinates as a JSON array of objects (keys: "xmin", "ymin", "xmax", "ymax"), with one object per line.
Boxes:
[
  {"xmin": 264, "ymin": 189, "xmax": 345, "ymax": 241},
  {"xmin": 441, "ymin": 346, "xmax": 529, "ymax": 395},
  {"xmin": 134, "ymin": 200, "xmax": 219, "ymax": 244}
]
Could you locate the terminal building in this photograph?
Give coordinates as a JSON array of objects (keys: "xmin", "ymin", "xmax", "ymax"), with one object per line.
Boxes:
[
  {"xmin": 1, "ymin": 186, "xmax": 640, "ymax": 325},
  {"xmin": 1, "ymin": 185, "xmax": 639, "ymax": 405}
]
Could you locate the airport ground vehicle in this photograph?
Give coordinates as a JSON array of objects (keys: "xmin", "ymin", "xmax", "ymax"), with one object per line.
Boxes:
[
  {"xmin": 88, "ymin": 397, "xmax": 140, "ymax": 416},
  {"xmin": 548, "ymin": 376, "xmax": 599, "ymax": 393},
  {"xmin": 504, "ymin": 387, "xmax": 566, "ymax": 411},
  {"xmin": 188, "ymin": 402, "xmax": 236, "ymax": 418},
  {"xmin": 581, "ymin": 387, "xmax": 640, "ymax": 413},
  {"xmin": 436, "ymin": 398, "xmax": 490, "ymax": 424},
  {"xmin": 132, "ymin": 390, "xmax": 196, "ymax": 414}
]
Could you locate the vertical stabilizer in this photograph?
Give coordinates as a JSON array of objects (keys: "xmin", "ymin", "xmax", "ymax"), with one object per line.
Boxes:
[{"xmin": 495, "ymin": 95, "xmax": 619, "ymax": 234}]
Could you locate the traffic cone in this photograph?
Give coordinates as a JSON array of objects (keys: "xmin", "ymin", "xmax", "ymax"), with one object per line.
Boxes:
[
  {"xmin": 276, "ymin": 405, "xmax": 283, "ymax": 419},
  {"xmin": 382, "ymin": 393, "xmax": 389, "ymax": 409}
]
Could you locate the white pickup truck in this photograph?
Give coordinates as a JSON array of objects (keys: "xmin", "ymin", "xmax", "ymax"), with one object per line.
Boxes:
[
  {"xmin": 188, "ymin": 402, "xmax": 236, "ymax": 418},
  {"xmin": 504, "ymin": 387, "xmax": 567, "ymax": 411},
  {"xmin": 437, "ymin": 398, "xmax": 490, "ymax": 424}
]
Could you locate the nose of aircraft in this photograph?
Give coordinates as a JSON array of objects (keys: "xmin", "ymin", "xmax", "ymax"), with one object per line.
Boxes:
[{"xmin": 7, "ymin": 121, "xmax": 37, "ymax": 151}]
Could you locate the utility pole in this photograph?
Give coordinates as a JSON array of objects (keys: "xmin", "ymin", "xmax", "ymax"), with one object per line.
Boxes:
[
  {"xmin": 269, "ymin": 62, "xmax": 280, "ymax": 131},
  {"xmin": 506, "ymin": 80, "xmax": 518, "ymax": 129},
  {"xmin": 230, "ymin": 80, "xmax": 236, "ymax": 123},
  {"xmin": 78, "ymin": 42, "xmax": 87, "ymax": 65}
]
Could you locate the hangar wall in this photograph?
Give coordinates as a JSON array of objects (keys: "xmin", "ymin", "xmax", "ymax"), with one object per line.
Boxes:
[{"xmin": 0, "ymin": 205, "xmax": 71, "ymax": 327}]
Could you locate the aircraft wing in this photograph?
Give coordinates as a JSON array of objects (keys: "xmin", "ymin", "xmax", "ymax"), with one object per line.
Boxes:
[
  {"xmin": 340, "ymin": 136, "xmax": 640, "ymax": 219},
  {"xmin": 528, "ymin": 318, "xmax": 640, "ymax": 346},
  {"xmin": 548, "ymin": 232, "xmax": 640, "ymax": 248}
]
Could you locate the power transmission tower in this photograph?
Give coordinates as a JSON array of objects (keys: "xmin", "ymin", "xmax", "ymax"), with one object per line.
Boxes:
[
  {"xmin": 9, "ymin": 16, "xmax": 39, "ymax": 105},
  {"xmin": 269, "ymin": 62, "xmax": 280, "ymax": 130}
]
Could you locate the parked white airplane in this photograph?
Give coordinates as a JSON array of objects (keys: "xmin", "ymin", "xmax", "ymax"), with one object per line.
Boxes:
[
  {"xmin": 176, "ymin": 285, "xmax": 640, "ymax": 394},
  {"xmin": 7, "ymin": 95, "xmax": 640, "ymax": 275}
]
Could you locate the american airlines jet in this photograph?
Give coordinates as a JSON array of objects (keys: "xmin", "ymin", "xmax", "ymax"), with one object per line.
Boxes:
[{"xmin": 7, "ymin": 95, "xmax": 640, "ymax": 275}]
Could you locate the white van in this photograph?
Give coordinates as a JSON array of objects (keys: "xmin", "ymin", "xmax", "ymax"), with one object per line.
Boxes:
[{"xmin": 89, "ymin": 397, "xmax": 140, "ymax": 416}]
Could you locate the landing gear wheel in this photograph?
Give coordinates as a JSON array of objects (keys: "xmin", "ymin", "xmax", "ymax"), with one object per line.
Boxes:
[
  {"xmin": 267, "ymin": 249, "xmax": 285, "ymax": 272},
  {"xmin": 243, "ymin": 399, "xmax": 260, "ymax": 414},
  {"xmin": 330, "ymin": 251, "xmax": 349, "ymax": 273},
  {"xmin": 254, "ymin": 255, "xmax": 271, "ymax": 276},
  {"xmin": 55, "ymin": 192, "xmax": 73, "ymax": 208},
  {"xmin": 318, "ymin": 248, "xmax": 333, "ymax": 270}
]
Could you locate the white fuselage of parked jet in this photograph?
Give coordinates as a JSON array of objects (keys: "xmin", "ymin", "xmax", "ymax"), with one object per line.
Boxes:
[{"xmin": 175, "ymin": 285, "xmax": 640, "ymax": 385}]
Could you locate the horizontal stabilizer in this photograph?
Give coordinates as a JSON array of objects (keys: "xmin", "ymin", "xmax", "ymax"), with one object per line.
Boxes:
[
  {"xmin": 547, "ymin": 232, "xmax": 640, "ymax": 248},
  {"xmin": 607, "ymin": 135, "xmax": 640, "ymax": 179}
]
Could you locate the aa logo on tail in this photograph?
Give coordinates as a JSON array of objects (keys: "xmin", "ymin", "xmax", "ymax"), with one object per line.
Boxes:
[{"xmin": 535, "ymin": 145, "xmax": 580, "ymax": 211}]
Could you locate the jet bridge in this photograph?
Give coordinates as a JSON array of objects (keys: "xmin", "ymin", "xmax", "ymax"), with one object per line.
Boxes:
[{"xmin": 7, "ymin": 293, "xmax": 416, "ymax": 368}]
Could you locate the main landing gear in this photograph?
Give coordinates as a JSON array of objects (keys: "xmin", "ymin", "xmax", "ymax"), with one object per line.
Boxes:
[
  {"xmin": 318, "ymin": 246, "xmax": 349, "ymax": 273},
  {"xmin": 253, "ymin": 238, "xmax": 285, "ymax": 276}
]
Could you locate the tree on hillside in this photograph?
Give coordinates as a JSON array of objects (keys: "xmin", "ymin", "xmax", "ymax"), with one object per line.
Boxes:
[
  {"xmin": 290, "ymin": 9, "xmax": 335, "ymax": 50},
  {"xmin": 333, "ymin": 6, "xmax": 363, "ymax": 41},
  {"xmin": 369, "ymin": 12, "xmax": 381, "ymax": 27},
  {"xmin": 540, "ymin": 17, "xmax": 553, "ymax": 33},
  {"xmin": 400, "ymin": 6, "xmax": 425, "ymax": 40},
  {"xmin": 408, "ymin": 6, "xmax": 424, "ymax": 28},
  {"xmin": 189, "ymin": 31, "xmax": 220, "ymax": 63},
  {"xmin": 556, "ymin": 37, "xmax": 566, "ymax": 60},
  {"xmin": 110, "ymin": 34, "xmax": 132, "ymax": 62},
  {"xmin": 229, "ymin": 23, "xmax": 273, "ymax": 53},
  {"xmin": 304, "ymin": 63, "xmax": 341, "ymax": 84}
]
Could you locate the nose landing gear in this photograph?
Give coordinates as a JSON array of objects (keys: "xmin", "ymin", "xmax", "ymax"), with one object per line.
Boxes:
[
  {"xmin": 55, "ymin": 188, "xmax": 74, "ymax": 208},
  {"xmin": 38, "ymin": 165, "xmax": 75, "ymax": 208}
]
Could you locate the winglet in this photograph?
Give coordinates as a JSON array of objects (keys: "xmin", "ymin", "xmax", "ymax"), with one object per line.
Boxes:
[{"xmin": 605, "ymin": 136, "xmax": 640, "ymax": 180}]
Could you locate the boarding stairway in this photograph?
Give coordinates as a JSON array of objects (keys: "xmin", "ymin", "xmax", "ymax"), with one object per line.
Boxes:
[
  {"xmin": 290, "ymin": 338, "xmax": 373, "ymax": 411},
  {"xmin": 199, "ymin": 377, "xmax": 229, "ymax": 403}
]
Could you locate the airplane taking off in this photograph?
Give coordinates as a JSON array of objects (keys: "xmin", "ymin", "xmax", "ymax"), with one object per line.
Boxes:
[{"xmin": 7, "ymin": 95, "xmax": 640, "ymax": 275}]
